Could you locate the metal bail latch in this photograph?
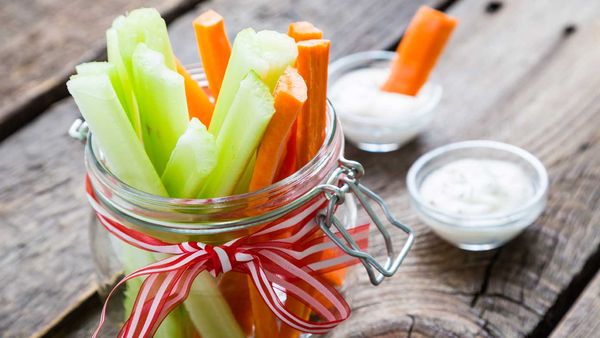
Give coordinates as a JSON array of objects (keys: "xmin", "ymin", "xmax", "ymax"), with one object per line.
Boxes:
[
  {"xmin": 69, "ymin": 119, "xmax": 89, "ymax": 142},
  {"xmin": 317, "ymin": 157, "xmax": 415, "ymax": 286}
]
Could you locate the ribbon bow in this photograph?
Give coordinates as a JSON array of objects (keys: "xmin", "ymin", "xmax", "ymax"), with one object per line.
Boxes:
[{"xmin": 86, "ymin": 178, "xmax": 369, "ymax": 337}]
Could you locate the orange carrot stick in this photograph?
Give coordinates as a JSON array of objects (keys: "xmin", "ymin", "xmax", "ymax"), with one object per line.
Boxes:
[
  {"xmin": 288, "ymin": 21, "xmax": 323, "ymax": 42},
  {"xmin": 248, "ymin": 285, "xmax": 279, "ymax": 338},
  {"xmin": 219, "ymin": 272, "xmax": 254, "ymax": 337},
  {"xmin": 275, "ymin": 126, "xmax": 297, "ymax": 181},
  {"xmin": 278, "ymin": 22, "xmax": 324, "ymax": 179},
  {"xmin": 175, "ymin": 59, "xmax": 214, "ymax": 126},
  {"xmin": 193, "ymin": 10, "xmax": 231, "ymax": 98},
  {"xmin": 249, "ymin": 67, "xmax": 307, "ymax": 192},
  {"xmin": 294, "ymin": 39, "xmax": 330, "ymax": 169},
  {"xmin": 381, "ymin": 6, "xmax": 457, "ymax": 96}
]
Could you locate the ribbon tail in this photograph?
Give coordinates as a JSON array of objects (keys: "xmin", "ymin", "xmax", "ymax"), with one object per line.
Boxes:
[
  {"xmin": 244, "ymin": 257, "xmax": 350, "ymax": 334},
  {"xmin": 93, "ymin": 254, "xmax": 208, "ymax": 338}
]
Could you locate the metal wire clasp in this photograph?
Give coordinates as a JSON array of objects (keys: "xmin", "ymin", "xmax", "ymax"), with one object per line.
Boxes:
[
  {"xmin": 317, "ymin": 157, "xmax": 415, "ymax": 285},
  {"xmin": 69, "ymin": 119, "xmax": 89, "ymax": 142}
]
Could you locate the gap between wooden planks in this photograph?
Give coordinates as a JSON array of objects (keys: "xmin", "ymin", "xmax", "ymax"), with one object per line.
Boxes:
[
  {"xmin": 551, "ymin": 269, "xmax": 600, "ymax": 338},
  {"xmin": 0, "ymin": 0, "xmax": 206, "ymax": 143},
  {"xmin": 19, "ymin": 0, "xmax": 600, "ymax": 336},
  {"xmin": 0, "ymin": 0, "xmax": 439, "ymax": 337},
  {"xmin": 330, "ymin": 0, "xmax": 600, "ymax": 336}
]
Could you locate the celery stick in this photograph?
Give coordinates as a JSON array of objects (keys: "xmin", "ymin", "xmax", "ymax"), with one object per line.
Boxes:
[
  {"xmin": 132, "ymin": 43, "xmax": 188, "ymax": 175},
  {"xmin": 68, "ymin": 72, "xmax": 190, "ymax": 338},
  {"xmin": 161, "ymin": 118, "xmax": 217, "ymax": 198},
  {"xmin": 209, "ymin": 28, "xmax": 297, "ymax": 136},
  {"xmin": 106, "ymin": 28, "xmax": 142, "ymax": 139},
  {"xmin": 67, "ymin": 73, "xmax": 166, "ymax": 196},
  {"xmin": 233, "ymin": 152, "xmax": 256, "ymax": 195},
  {"xmin": 185, "ymin": 273, "xmax": 245, "ymax": 338},
  {"xmin": 199, "ymin": 71, "xmax": 275, "ymax": 198},
  {"xmin": 75, "ymin": 62, "xmax": 127, "ymax": 114},
  {"xmin": 112, "ymin": 8, "xmax": 176, "ymax": 73}
]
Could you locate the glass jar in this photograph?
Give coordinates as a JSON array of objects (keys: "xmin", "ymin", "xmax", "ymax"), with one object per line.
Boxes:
[{"xmin": 78, "ymin": 68, "xmax": 414, "ymax": 338}]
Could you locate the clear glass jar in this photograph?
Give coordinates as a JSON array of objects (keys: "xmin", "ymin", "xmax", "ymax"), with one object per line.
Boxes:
[{"xmin": 81, "ymin": 68, "xmax": 414, "ymax": 338}]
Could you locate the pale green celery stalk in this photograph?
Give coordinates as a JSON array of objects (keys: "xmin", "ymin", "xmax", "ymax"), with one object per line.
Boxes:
[
  {"xmin": 208, "ymin": 28, "xmax": 297, "ymax": 136},
  {"xmin": 68, "ymin": 72, "xmax": 187, "ymax": 338},
  {"xmin": 132, "ymin": 43, "xmax": 188, "ymax": 175},
  {"xmin": 199, "ymin": 71, "xmax": 275, "ymax": 198},
  {"xmin": 107, "ymin": 7, "xmax": 176, "ymax": 139},
  {"xmin": 75, "ymin": 62, "xmax": 128, "ymax": 116},
  {"xmin": 233, "ymin": 152, "xmax": 256, "ymax": 195},
  {"xmin": 67, "ymin": 72, "xmax": 166, "ymax": 195},
  {"xmin": 185, "ymin": 273, "xmax": 245, "ymax": 338},
  {"xmin": 111, "ymin": 8, "xmax": 176, "ymax": 73},
  {"xmin": 106, "ymin": 28, "xmax": 142, "ymax": 139},
  {"xmin": 161, "ymin": 118, "xmax": 217, "ymax": 198}
]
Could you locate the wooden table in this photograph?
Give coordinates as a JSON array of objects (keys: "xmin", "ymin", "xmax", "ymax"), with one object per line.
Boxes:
[{"xmin": 1, "ymin": 0, "xmax": 599, "ymax": 337}]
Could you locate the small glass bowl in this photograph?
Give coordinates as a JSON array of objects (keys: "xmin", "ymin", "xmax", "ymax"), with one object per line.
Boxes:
[
  {"xmin": 406, "ymin": 140, "xmax": 549, "ymax": 251},
  {"xmin": 329, "ymin": 51, "xmax": 442, "ymax": 152}
]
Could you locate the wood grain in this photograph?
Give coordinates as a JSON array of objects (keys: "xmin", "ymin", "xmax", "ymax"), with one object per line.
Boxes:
[
  {"xmin": 551, "ymin": 270, "xmax": 600, "ymax": 338},
  {"xmin": 0, "ymin": 1, "xmax": 435, "ymax": 337},
  {"xmin": 44, "ymin": 0, "xmax": 600, "ymax": 335},
  {"xmin": 331, "ymin": 0, "xmax": 600, "ymax": 337},
  {"xmin": 0, "ymin": 0, "xmax": 203, "ymax": 141}
]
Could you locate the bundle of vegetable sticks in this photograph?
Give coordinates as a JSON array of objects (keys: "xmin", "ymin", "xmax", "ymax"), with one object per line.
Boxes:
[{"xmin": 68, "ymin": 7, "xmax": 330, "ymax": 338}]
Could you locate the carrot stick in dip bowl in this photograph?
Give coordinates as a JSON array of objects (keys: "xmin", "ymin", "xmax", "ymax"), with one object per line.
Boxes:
[{"xmin": 381, "ymin": 6, "xmax": 457, "ymax": 96}]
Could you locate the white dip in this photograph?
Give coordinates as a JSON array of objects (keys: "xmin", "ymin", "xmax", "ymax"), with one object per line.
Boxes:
[
  {"xmin": 329, "ymin": 67, "xmax": 440, "ymax": 150},
  {"xmin": 420, "ymin": 158, "xmax": 534, "ymax": 217},
  {"xmin": 330, "ymin": 67, "xmax": 434, "ymax": 118}
]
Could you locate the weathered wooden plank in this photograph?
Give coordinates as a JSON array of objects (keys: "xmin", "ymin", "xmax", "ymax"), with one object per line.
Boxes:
[
  {"xmin": 330, "ymin": 0, "xmax": 600, "ymax": 337},
  {"xmin": 551, "ymin": 270, "xmax": 600, "ymax": 338},
  {"xmin": 45, "ymin": 0, "xmax": 600, "ymax": 336},
  {"xmin": 0, "ymin": 1, "xmax": 435, "ymax": 337},
  {"xmin": 0, "ymin": 0, "xmax": 203, "ymax": 141}
]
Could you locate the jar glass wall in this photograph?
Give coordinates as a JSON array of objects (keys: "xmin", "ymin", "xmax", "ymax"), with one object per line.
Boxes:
[{"xmin": 87, "ymin": 89, "xmax": 359, "ymax": 337}]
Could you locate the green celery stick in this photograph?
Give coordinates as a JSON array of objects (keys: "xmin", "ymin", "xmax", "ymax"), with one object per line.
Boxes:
[
  {"xmin": 67, "ymin": 73, "xmax": 166, "ymax": 196},
  {"xmin": 199, "ymin": 71, "xmax": 275, "ymax": 198},
  {"xmin": 75, "ymin": 62, "xmax": 127, "ymax": 115},
  {"xmin": 233, "ymin": 152, "xmax": 256, "ymax": 195},
  {"xmin": 208, "ymin": 28, "xmax": 297, "ymax": 136},
  {"xmin": 185, "ymin": 273, "xmax": 245, "ymax": 338},
  {"xmin": 161, "ymin": 118, "xmax": 217, "ymax": 198},
  {"xmin": 106, "ymin": 28, "xmax": 142, "ymax": 139},
  {"xmin": 132, "ymin": 43, "xmax": 188, "ymax": 175},
  {"xmin": 68, "ymin": 72, "xmax": 189, "ymax": 338},
  {"xmin": 111, "ymin": 8, "xmax": 176, "ymax": 73}
]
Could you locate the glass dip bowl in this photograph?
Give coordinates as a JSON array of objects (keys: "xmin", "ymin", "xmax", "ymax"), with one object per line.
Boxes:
[
  {"xmin": 406, "ymin": 140, "xmax": 549, "ymax": 251},
  {"xmin": 328, "ymin": 51, "xmax": 442, "ymax": 153}
]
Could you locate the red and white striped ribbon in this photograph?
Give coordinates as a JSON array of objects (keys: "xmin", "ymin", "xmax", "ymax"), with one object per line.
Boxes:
[{"xmin": 86, "ymin": 177, "xmax": 369, "ymax": 337}]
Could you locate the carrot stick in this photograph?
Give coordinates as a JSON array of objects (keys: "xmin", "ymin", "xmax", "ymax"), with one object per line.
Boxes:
[
  {"xmin": 175, "ymin": 59, "xmax": 214, "ymax": 126},
  {"xmin": 193, "ymin": 10, "xmax": 231, "ymax": 98},
  {"xmin": 294, "ymin": 39, "xmax": 330, "ymax": 169},
  {"xmin": 287, "ymin": 21, "xmax": 323, "ymax": 42},
  {"xmin": 274, "ymin": 126, "xmax": 297, "ymax": 181},
  {"xmin": 381, "ymin": 6, "xmax": 457, "ymax": 96},
  {"xmin": 246, "ymin": 67, "xmax": 306, "ymax": 337},
  {"xmin": 249, "ymin": 284, "xmax": 279, "ymax": 338},
  {"xmin": 277, "ymin": 22, "xmax": 323, "ymax": 179},
  {"xmin": 282, "ymin": 41, "xmax": 333, "ymax": 334},
  {"xmin": 249, "ymin": 66, "xmax": 307, "ymax": 192},
  {"xmin": 219, "ymin": 272, "xmax": 254, "ymax": 337}
]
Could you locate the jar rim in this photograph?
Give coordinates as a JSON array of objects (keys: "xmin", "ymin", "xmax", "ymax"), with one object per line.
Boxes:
[{"xmin": 85, "ymin": 99, "xmax": 343, "ymax": 234}]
